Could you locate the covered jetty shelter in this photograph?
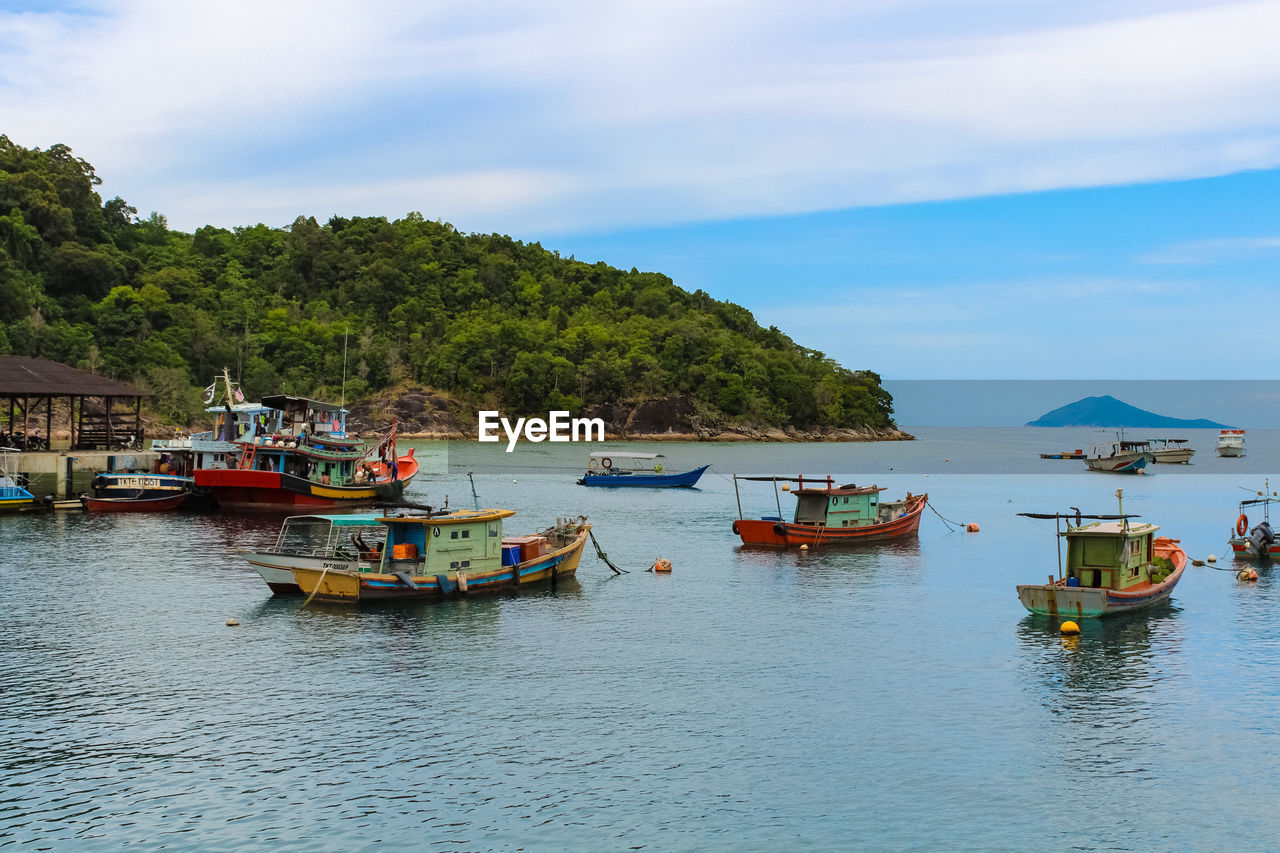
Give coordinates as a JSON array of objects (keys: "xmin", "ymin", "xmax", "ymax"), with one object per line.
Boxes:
[{"xmin": 0, "ymin": 356, "xmax": 147, "ymax": 450}]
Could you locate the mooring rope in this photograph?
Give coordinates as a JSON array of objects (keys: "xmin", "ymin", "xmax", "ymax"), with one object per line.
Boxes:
[
  {"xmin": 589, "ymin": 529, "xmax": 628, "ymax": 574},
  {"xmin": 301, "ymin": 564, "xmax": 332, "ymax": 607},
  {"xmin": 927, "ymin": 499, "xmax": 964, "ymax": 533}
]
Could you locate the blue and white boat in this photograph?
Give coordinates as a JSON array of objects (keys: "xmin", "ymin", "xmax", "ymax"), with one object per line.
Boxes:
[
  {"xmin": 0, "ymin": 449, "xmax": 37, "ymax": 512},
  {"xmin": 577, "ymin": 452, "xmax": 709, "ymax": 488}
]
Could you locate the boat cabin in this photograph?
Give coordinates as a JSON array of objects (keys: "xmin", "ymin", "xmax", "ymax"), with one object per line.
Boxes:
[
  {"xmin": 1062, "ymin": 520, "xmax": 1167, "ymax": 591},
  {"xmin": 586, "ymin": 451, "xmax": 665, "ymax": 474},
  {"xmin": 261, "ymin": 395, "xmax": 350, "ymax": 441},
  {"xmin": 792, "ymin": 483, "xmax": 885, "ymax": 529},
  {"xmin": 376, "ymin": 508, "xmax": 522, "ymax": 576}
]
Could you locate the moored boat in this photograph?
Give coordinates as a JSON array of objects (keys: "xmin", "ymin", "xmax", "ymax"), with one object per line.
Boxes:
[
  {"xmin": 1146, "ymin": 438, "xmax": 1195, "ymax": 464},
  {"xmin": 1229, "ymin": 485, "xmax": 1280, "ymax": 561},
  {"xmin": 188, "ymin": 372, "xmax": 418, "ymax": 510},
  {"xmin": 577, "ymin": 452, "xmax": 709, "ymax": 488},
  {"xmin": 0, "ymin": 449, "xmax": 37, "ymax": 512},
  {"xmin": 1216, "ymin": 429, "xmax": 1246, "ymax": 457},
  {"xmin": 1084, "ymin": 439, "xmax": 1154, "ymax": 473},
  {"xmin": 1016, "ymin": 493, "xmax": 1186, "ymax": 618},
  {"xmin": 732, "ymin": 475, "xmax": 926, "ymax": 546},
  {"xmin": 286, "ymin": 510, "xmax": 591, "ymax": 604},
  {"xmin": 239, "ymin": 512, "xmax": 388, "ymax": 593}
]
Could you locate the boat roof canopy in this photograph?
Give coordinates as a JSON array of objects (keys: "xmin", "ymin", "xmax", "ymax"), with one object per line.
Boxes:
[
  {"xmin": 379, "ymin": 508, "xmax": 516, "ymax": 525},
  {"xmin": 589, "ymin": 451, "xmax": 663, "ymax": 459},
  {"xmin": 261, "ymin": 394, "xmax": 346, "ymax": 413},
  {"xmin": 285, "ymin": 513, "xmax": 385, "ymax": 526}
]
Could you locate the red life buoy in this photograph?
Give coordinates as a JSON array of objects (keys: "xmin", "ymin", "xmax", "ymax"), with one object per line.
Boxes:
[
  {"xmin": 601, "ymin": 457, "xmax": 612, "ymax": 470},
  {"xmin": 1237, "ymin": 514, "xmax": 1249, "ymax": 537}
]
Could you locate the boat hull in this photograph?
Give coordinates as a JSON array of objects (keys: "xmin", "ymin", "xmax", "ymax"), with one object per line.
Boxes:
[
  {"xmin": 735, "ymin": 494, "xmax": 927, "ymax": 546},
  {"xmin": 92, "ymin": 473, "xmax": 193, "ymax": 500},
  {"xmin": 1084, "ymin": 452, "xmax": 1152, "ymax": 473},
  {"xmin": 84, "ymin": 492, "xmax": 190, "ymax": 512},
  {"xmin": 1151, "ymin": 449, "xmax": 1195, "ymax": 464},
  {"xmin": 579, "ymin": 465, "xmax": 710, "ymax": 488},
  {"xmin": 194, "ymin": 454, "xmax": 418, "ymax": 510},
  {"xmin": 290, "ymin": 528, "xmax": 589, "ymax": 604},
  {"xmin": 1230, "ymin": 537, "xmax": 1280, "ymax": 561},
  {"xmin": 240, "ymin": 550, "xmax": 380, "ymax": 594},
  {"xmin": 1217, "ymin": 447, "xmax": 1245, "ymax": 457},
  {"xmin": 1018, "ymin": 539, "xmax": 1187, "ymax": 618}
]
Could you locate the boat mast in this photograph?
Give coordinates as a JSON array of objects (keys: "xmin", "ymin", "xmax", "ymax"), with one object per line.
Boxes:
[
  {"xmin": 1117, "ymin": 489, "xmax": 1126, "ymax": 531},
  {"xmin": 732, "ymin": 475, "xmax": 743, "ymax": 520}
]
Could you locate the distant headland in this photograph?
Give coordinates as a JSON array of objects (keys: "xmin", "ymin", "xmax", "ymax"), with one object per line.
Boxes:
[{"xmin": 1027, "ymin": 395, "xmax": 1231, "ymax": 429}]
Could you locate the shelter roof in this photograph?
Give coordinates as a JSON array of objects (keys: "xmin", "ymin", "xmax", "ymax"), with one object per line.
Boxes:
[{"xmin": 0, "ymin": 356, "xmax": 146, "ymax": 397}]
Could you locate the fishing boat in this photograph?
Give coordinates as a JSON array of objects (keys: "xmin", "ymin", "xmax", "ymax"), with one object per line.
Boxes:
[
  {"xmin": 87, "ymin": 451, "xmax": 208, "ymax": 510},
  {"xmin": 577, "ymin": 452, "xmax": 709, "ymax": 488},
  {"xmin": 1016, "ymin": 491, "xmax": 1187, "ymax": 618},
  {"xmin": 188, "ymin": 372, "xmax": 418, "ymax": 510},
  {"xmin": 1039, "ymin": 449, "xmax": 1085, "ymax": 459},
  {"xmin": 1229, "ymin": 485, "xmax": 1280, "ymax": 561},
  {"xmin": 0, "ymin": 449, "xmax": 37, "ymax": 512},
  {"xmin": 286, "ymin": 510, "xmax": 591, "ymax": 604},
  {"xmin": 1084, "ymin": 439, "xmax": 1154, "ymax": 473},
  {"xmin": 731, "ymin": 475, "xmax": 927, "ymax": 546},
  {"xmin": 1146, "ymin": 438, "xmax": 1195, "ymax": 464},
  {"xmin": 83, "ymin": 492, "xmax": 190, "ymax": 513},
  {"xmin": 1216, "ymin": 429, "xmax": 1246, "ymax": 457},
  {"xmin": 239, "ymin": 512, "xmax": 388, "ymax": 594}
]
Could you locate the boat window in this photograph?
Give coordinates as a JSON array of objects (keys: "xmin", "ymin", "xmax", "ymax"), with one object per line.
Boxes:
[
  {"xmin": 461, "ymin": 530, "xmax": 470, "ymax": 539},
  {"xmin": 489, "ymin": 526, "xmax": 499, "ymax": 537},
  {"xmin": 831, "ymin": 497, "xmax": 838, "ymax": 506},
  {"xmin": 451, "ymin": 530, "xmax": 458, "ymax": 540}
]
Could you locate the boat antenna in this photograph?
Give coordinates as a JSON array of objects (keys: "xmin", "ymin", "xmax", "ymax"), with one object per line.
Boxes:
[
  {"xmin": 1116, "ymin": 489, "xmax": 1126, "ymax": 531},
  {"xmin": 467, "ymin": 471, "xmax": 479, "ymax": 511},
  {"xmin": 340, "ymin": 325, "xmax": 349, "ymax": 408}
]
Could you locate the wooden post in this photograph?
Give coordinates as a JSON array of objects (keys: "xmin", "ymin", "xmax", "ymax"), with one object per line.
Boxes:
[{"xmin": 134, "ymin": 396, "xmax": 142, "ymax": 446}]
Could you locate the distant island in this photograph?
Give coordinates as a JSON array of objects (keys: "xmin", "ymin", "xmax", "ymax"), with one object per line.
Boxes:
[{"xmin": 1027, "ymin": 395, "xmax": 1231, "ymax": 429}]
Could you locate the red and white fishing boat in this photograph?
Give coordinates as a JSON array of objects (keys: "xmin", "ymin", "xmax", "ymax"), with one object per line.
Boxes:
[{"xmin": 731, "ymin": 475, "xmax": 926, "ymax": 546}]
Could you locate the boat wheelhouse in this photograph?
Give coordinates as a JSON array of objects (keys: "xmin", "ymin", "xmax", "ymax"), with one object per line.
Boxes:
[
  {"xmin": 240, "ymin": 512, "xmax": 388, "ymax": 594},
  {"xmin": 1016, "ymin": 493, "xmax": 1187, "ymax": 618},
  {"xmin": 577, "ymin": 452, "xmax": 709, "ymax": 488},
  {"xmin": 1216, "ymin": 430, "xmax": 1246, "ymax": 457},
  {"xmin": 732, "ymin": 475, "xmax": 926, "ymax": 546},
  {"xmin": 286, "ymin": 509, "xmax": 591, "ymax": 603}
]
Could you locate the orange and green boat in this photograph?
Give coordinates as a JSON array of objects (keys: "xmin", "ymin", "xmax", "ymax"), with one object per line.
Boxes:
[{"xmin": 731, "ymin": 475, "xmax": 926, "ymax": 546}]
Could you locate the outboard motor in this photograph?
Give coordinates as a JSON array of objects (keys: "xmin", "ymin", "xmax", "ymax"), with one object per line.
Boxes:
[{"xmin": 1248, "ymin": 520, "xmax": 1274, "ymax": 554}]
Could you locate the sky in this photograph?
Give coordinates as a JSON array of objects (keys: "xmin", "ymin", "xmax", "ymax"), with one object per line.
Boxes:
[{"xmin": 4, "ymin": 0, "xmax": 1280, "ymax": 384}]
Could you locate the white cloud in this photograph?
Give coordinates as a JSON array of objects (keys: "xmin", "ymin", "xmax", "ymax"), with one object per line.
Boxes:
[
  {"xmin": 4, "ymin": 0, "xmax": 1280, "ymax": 232},
  {"xmin": 1138, "ymin": 236, "xmax": 1280, "ymax": 264}
]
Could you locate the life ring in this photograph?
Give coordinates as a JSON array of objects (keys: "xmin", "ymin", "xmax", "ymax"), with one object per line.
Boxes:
[
  {"xmin": 1237, "ymin": 514, "xmax": 1249, "ymax": 537},
  {"xmin": 588, "ymin": 458, "xmax": 600, "ymax": 471},
  {"xmin": 601, "ymin": 457, "xmax": 612, "ymax": 470}
]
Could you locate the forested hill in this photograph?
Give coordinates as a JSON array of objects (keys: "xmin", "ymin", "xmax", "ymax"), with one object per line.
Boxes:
[{"xmin": 0, "ymin": 136, "xmax": 895, "ymax": 432}]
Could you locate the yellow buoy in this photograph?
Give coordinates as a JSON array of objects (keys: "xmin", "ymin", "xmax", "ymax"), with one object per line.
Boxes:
[
  {"xmin": 781, "ymin": 483, "xmax": 791, "ymax": 491},
  {"xmin": 799, "ymin": 544, "xmax": 809, "ymax": 551},
  {"xmin": 226, "ymin": 618, "xmax": 240, "ymax": 627},
  {"xmin": 652, "ymin": 557, "xmax": 672, "ymax": 573},
  {"xmin": 1207, "ymin": 554, "xmax": 1217, "ymax": 563},
  {"xmin": 1060, "ymin": 620, "xmax": 1081, "ymax": 635},
  {"xmin": 966, "ymin": 522, "xmax": 980, "ymax": 533}
]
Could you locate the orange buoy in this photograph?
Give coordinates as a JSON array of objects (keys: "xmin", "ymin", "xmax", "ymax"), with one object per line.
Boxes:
[
  {"xmin": 1238, "ymin": 568, "xmax": 1259, "ymax": 582},
  {"xmin": 652, "ymin": 558, "xmax": 672, "ymax": 573},
  {"xmin": 966, "ymin": 523, "xmax": 980, "ymax": 533}
]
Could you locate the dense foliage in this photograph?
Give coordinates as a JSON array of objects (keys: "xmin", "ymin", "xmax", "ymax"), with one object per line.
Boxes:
[{"xmin": 0, "ymin": 136, "xmax": 894, "ymax": 429}]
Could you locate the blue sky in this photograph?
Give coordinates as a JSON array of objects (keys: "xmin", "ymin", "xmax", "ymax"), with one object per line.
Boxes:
[{"xmin": 4, "ymin": 0, "xmax": 1280, "ymax": 381}]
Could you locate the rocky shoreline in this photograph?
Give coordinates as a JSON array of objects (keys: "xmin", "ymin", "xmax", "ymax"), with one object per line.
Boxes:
[{"xmin": 348, "ymin": 386, "xmax": 914, "ymax": 443}]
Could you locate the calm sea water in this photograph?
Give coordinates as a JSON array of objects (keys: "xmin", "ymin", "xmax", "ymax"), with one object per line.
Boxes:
[{"xmin": 3, "ymin": 428, "xmax": 1279, "ymax": 851}]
